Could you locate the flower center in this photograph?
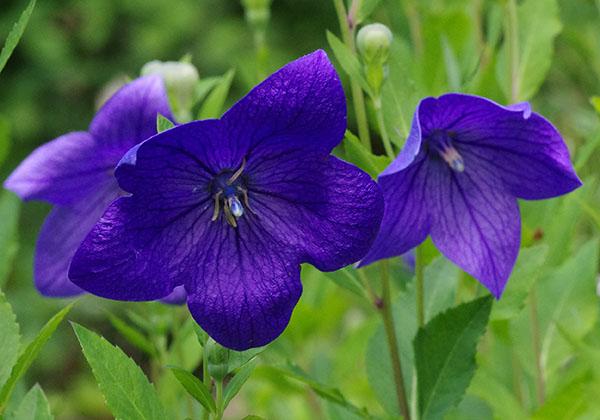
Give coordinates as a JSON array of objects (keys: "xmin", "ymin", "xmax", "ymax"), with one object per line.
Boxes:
[
  {"xmin": 427, "ymin": 130, "xmax": 465, "ymax": 173},
  {"xmin": 210, "ymin": 159, "xmax": 254, "ymax": 228}
]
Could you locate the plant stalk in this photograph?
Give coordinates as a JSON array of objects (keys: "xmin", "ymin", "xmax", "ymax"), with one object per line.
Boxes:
[
  {"xmin": 506, "ymin": 0, "xmax": 520, "ymax": 102},
  {"xmin": 415, "ymin": 245, "xmax": 425, "ymax": 327},
  {"xmin": 374, "ymin": 97, "xmax": 395, "ymax": 159},
  {"xmin": 530, "ymin": 285, "xmax": 545, "ymax": 406}
]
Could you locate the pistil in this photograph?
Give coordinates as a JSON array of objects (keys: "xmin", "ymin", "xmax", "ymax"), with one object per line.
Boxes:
[
  {"xmin": 428, "ymin": 131, "xmax": 465, "ymax": 173},
  {"xmin": 210, "ymin": 159, "xmax": 254, "ymax": 228}
]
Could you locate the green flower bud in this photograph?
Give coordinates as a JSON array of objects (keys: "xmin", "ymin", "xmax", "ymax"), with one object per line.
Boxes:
[
  {"xmin": 356, "ymin": 23, "xmax": 393, "ymax": 65},
  {"xmin": 206, "ymin": 339, "xmax": 230, "ymax": 381},
  {"xmin": 141, "ymin": 60, "xmax": 200, "ymax": 121}
]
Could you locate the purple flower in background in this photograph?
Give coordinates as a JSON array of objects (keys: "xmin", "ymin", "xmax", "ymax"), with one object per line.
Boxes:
[
  {"xmin": 4, "ymin": 76, "xmax": 174, "ymax": 297},
  {"xmin": 361, "ymin": 93, "xmax": 581, "ymax": 298},
  {"xmin": 68, "ymin": 51, "xmax": 384, "ymax": 350}
]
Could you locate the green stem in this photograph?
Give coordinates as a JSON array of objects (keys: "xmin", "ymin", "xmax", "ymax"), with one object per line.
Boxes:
[
  {"xmin": 373, "ymin": 97, "xmax": 395, "ymax": 159},
  {"xmin": 333, "ymin": 0, "xmax": 372, "ymax": 150},
  {"xmin": 401, "ymin": 0, "xmax": 424, "ymax": 56},
  {"xmin": 415, "ymin": 245, "xmax": 425, "ymax": 328},
  {"xmin": 215, "ymin": 380, "xmax": 224, "ymax": 420},
  {"xmin": 202, "ymin": 344, "xmax": 211, "ymax": 420},
  {"xmin": 530, "ymin": 285, "xmax": 545, "ymax": 406},
  {"xmin": 379, "ymin": 260, "xmax": 411, "ymax": 419},
  {"xmin": 506, "ymin": 0, "xmax": 520, "ymax": 102}
]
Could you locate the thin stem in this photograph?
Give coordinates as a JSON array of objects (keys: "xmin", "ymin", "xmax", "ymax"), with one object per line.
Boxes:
[
  {"xmin": 415, "ymin": 245, "xmax": 425, "ymax": 328},
  {"xmin": 202, "ymin": 344, "xmax": 211, "ymax": 420},
  {"xmin": 530, "ymin": 285, "xmax": 545, "ymax": 406},
  {"xmin": 214, "ymin": 380, "xmax": 224, "ymax": 420},
  {"xmin": 379, "ymin": 260, "xmax": 411, "ymax": 419},
  {"xmin": 401, "ymin": 0, "xmax": 424, "ymax": 56},
  {"xmin": 373, "ymin": 97, "xmax": 395, "ymax": 159},
  {"xmin": 333, "ymin": 0, "xmax": 372, "ymax": 150},
  {"xmin": 506, "ymin": 0, "xmax": 520, "ymax": 102},
  {"xmin": 357, "ymin": 268, "xmax": 380, "ymax": 305}
]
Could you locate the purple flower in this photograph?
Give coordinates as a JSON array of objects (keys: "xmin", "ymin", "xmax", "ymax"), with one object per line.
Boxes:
[
  {"xmin": 67, "ymin": 51, "xmax": 384, "ymax": 350},
  {"xmin": 361, "ymin": 93, "xmax": 581, "ymax": 298},
  {"xmin": 4, "ymin": 76, "xmax": 174, "ymax": 297}
]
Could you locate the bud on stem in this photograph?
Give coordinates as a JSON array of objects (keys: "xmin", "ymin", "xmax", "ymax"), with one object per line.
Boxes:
[{"xmin": 356, "ymin": 23, "xmax": 393, "ymax": 97}]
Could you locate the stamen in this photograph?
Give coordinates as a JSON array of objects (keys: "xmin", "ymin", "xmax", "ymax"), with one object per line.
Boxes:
[
  {"xmin": 227, "ymin": 158, "xmax": 246, "ymax": 185},
  {"xmin": 428, "ymin": 131, "xmax": 465, "ymax": 173},
  {"xmin": 440, "ymin": 147, "xmax": 465, "ymax": 173},
  {"xmin": 211, "ymin": 191, "xmax": 222, "ymax": 221}
]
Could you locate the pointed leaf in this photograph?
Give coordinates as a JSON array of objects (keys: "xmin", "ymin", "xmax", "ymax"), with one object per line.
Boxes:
[
  {"xmin": 343, "ymin": 131, "xmax": 390, "ymax": 179},
  {"xmin": 72, "ymin": 323, "xmax": 167, "ymax": 420},
  {"xmin": 198, "ymin": 69, "xmax": 235, "ymax": 119},
  {"xmin": 415, "ymin": 296, "xmax": 493, "ymax": 419},
  {"xmin": 11, "ymin": 384, "xmax": 53, "ymax": 420},
  {"xmin": 0, "ymin": 291, "xmax": 20, "ymax": 389},
  {"xmin": 108, "ymin": 314, "xmax": 157, "ymax": 357},
  {"xmin": 223, "ymin": 361, "xmax": 256, "ymax": 409},
  {"xmin": 0, "ymin": 0, "xmax": 36, "ymax": 74},
  {"xmin": 156, "ymin": 113, "xmax": 175, "ymax": 133},
  {"xmin": 0, "ymin": 303, "xmax": 73, "ymax": 414},
  {"xmin": 326, "ymin": 31, "xmax": 373, "ymax": 97},
  {"xmin": 168, "ymin": 367, "xmax": 215, "ymax": 413}
]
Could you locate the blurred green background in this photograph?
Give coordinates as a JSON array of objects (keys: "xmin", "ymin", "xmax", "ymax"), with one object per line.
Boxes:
[{"xmin": 1, "ymin": 0, "xmax": 600, "ymax": 419}]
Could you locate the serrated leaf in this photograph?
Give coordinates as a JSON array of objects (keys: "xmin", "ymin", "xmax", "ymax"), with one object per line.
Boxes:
[
  {"xmin": 108, "ymin": 314, "xmax": 157, "ymax": 357},
  {"xmin": 156, "ymin": 113, "xmax": 174, "ymax": 133},
  {"xmin": 0, "ymin": 0, "xmax": 36, "ymax": 74},
  {"xmin": 0, "ymin": 291, "xmax": 20, "ymax": 389},
  {"xmin": 198, "ymin": 69, "xmax": 235, "ymax": 119},
  {"xmin": 496, "ymin": 0, "xmax": 562, "ymax": 101},
  {"xmin": 223, "ymin": 361, "xmax": 256, "ymax": 409},
  {"xmin": 168, "ymin": 367, "xmax": 215, "ymax": 413},
  {"xmin": 10, "ymin": 384, "xmax": 53, "ymax": 420},
  {"xmin": 72, "ymin": 323, "xmax": 167, "ymax": 420},
  {"xmin": 0, "ymin": 303, "xmax": 73, "ymax": 414},
  {"xmin": 326, "ymin": 31, "xmax": 373, "ymax": 97},
  {"xmin": 343, "ymin": 130, "xmax": 390, "ymax": 178},
  {"xmin": 415, "ymin": 295, "xmax": 492, "ymax": 420},
  {"xmin": 0, "ymin": 191, "xmax": 21, "ymax": 288},
  {"xmin": 491, "ymin": 244, "xmax": 548, "ymax": 321}
]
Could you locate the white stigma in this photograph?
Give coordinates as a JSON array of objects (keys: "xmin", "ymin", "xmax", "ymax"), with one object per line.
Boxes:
[
  {"xmin": 441, "ymin": 147, "xmax": 465, "ymax": 173},
  {"xmin": 229, "ymin": 196, "xmax": 244, "ymax": 218}
]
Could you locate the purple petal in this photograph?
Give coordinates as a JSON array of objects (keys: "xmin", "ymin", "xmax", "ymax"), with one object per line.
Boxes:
[
  {"xmin": 187, "ymin": 224, "xmax": 302, "ymax": 350},
  {"xmin": 359, "ymin": 155, "xmax": 431, "ymax": 266},
  {"xmin": 69, "ymin": 197, "xmax": 189, "ymax": 301},
  {"xmin": 89, "ymin": 75, "xmax": 173, "ymax": 162},
  {"xmin": 3, "ymin": 132, "xmax": 109, "ymax": 205},
  {"xmin": 34, "ymin": 179, "xmax": 119, "ymax": 297},
  {"xmin": 426, "ymin": 93, "xmax": 582, "ymax": 200},
  {"xmin": 160, "ymin": 286, "xmax": 187, "ymax": 305},
  {"xmin": 248, "ymin": 153, "xmax": 383, "ymax": 271},
  {"xmin": 426, "ymin": 158, "xmax": 521, "ymax": 298},
  {"xmin": 221, "ymin": 50, "xmax": 346, "ymax": 156}
]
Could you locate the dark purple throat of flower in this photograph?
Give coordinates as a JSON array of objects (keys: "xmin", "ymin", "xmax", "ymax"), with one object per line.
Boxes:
[
  {"xmin": 210, "ymin": 158, "xmax": 254, "ymax": 228},
  {"xmin": 427, "ymin": 130, "xmax": 465, "ymax": 173}
]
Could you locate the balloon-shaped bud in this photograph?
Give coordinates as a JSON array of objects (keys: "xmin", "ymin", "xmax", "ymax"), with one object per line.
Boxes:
[{"xmin": 357, "ymin": 23, "xmax": 393, "ymax": 65}]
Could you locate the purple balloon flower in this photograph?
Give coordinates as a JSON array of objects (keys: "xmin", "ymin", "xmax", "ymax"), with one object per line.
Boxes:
[
  {"xmin": 4, "ymin": 76, "xmax": 174, "ymax": 297},
  {"xmin": 67, "ymin": 50, "xmax": 384, "ymax": 350},
  {"xmin": 361, "ymin": 93, "xmax": 581, "ymax": 298}
]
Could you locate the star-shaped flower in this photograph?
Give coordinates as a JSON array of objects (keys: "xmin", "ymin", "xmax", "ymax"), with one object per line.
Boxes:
[
  {"xmin": 68, "ymin": 51, "xmax": 384, "ymax": 350},
  {"xmin": 361, "ymin": 93, "xmax": 581, "ymax": 297},
  {"xmin": 4, "ymin": 76, "xmax": 174, "ymax": 297}
]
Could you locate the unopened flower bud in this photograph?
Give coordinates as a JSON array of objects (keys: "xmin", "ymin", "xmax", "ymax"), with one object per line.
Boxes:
[
  {"xmin": 141, "ymin": 60, "xmax": 199, "ymax": 121},
  {"xmin": 206, "ymin": 339, "xmax": 230, "ymax": 381},
  {"xmin": 357, "ymin": 23, "xmax": 393, "ymax": 65}
]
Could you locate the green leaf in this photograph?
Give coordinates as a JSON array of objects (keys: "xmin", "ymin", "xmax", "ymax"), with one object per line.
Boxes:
[
  {"xmin": 491, "ymin": 244, "xmax": 548, "ymax": 321},
  {"xmin": 227, "ymin": 346, "xmax": 264, "ymax": 373},
  {"xmin": 108, "ymin": 314, "xmax": 157, "ymax": 357},
  {"xmin": 223, "ymin": 360, "xmax": 256, "ymax": 408},
  {"xmin": 195, "ymin": 76, "xmax": 222, "ymax": 105},
  {"xmin": 0, "ymin": 0, "xmax": 36, "ymax": 74},
  {"xmin": 198, "ymin": 69, "xmax": 235, "ymax": 119},
  {"xmin": 0, "ymin": 116, "xmax": 10, "ymax": 166},
  {"xmin": 0, "ymin": 191, "xmax": 21, "ymax": 288},
  {"xmin": 72, "ymin": 323, "xmax": 167, "ymax": 420},
  {"xmin": 415, "ymin": 295, "xmax": 493, "ymax": 420},
  {"xmin": 343, "ymin": 130, "xmax": 390, "ymax": 178},
  {"xmin": 0, "ymin": 303, "xmax": 73, "ymax": 414},
  {"xmin": 0, "ymin": 291, "xmax": 20, "ymax": 389},
  {"xmin": 168, "ymin": 367, "xmax": 215, "ymax": 413},
  {"xmin": 496, "ymin": 0, "xmax": 562, "ymax": 101},
  {"xmin": 356, "ymin": 0, "xmax": 383, "ymax": 25},
  {"xmin": 264, "ymin": 364, "xmax": 371, "ymax": 418},
  {"xmin": 11, "ymin": 384, "xmax": 53, "ymax": 420},
  {"xmin": 323, "ymin": 266, "xmax": 364, "ymax": 297},
  {"xmin": 441, "ymin": 36, "xmax": 461, "ymax": 91},
  {"xmin": 326, "ymin": 31, "xmax": 373, "ymax": 97},
  {"xmin": 156, "ymin": 113, "xmax": 174, "ymax": 133}
]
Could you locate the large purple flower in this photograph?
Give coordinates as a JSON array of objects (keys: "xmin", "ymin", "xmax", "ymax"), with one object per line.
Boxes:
[
  {"xmin": 361, "ymin": 93, "xmax": 581, "ymax": 298},
  {"xmin": 67, "ymin": 51, "xmax": 384, "ymax": 350},
  {"xmin": 4, "ymin": 76, "xmax": 174, "ymax": 297}
]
